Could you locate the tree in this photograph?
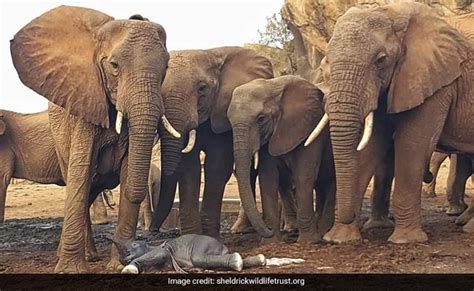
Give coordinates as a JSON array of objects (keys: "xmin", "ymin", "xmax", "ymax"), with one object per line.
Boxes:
[{"xmin": 255, "ymin": 13, "xmax": 297, "ymax": 76}]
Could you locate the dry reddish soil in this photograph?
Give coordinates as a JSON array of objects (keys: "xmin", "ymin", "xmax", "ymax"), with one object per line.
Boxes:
[{"xmin": 1, "ymin": 160, "xmax": 474, "ymax": 274}]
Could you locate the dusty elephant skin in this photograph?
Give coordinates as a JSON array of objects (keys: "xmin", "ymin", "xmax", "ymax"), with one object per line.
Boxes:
[
  {"xmin": 10, "ymin": 6, "xmax": 175, "ymax": 273},
  {"xmin": 305, "ymin": 2, "xmax": 474, "ymax": 244},
  {"xmin": 0, "ymin": 110, "xmax": 64, "ymax": 224},
  {"xmin": 151, "ymin": 47, "xmax": 274, "ymax": 238},
  {"xmin": 228, "ymin": 76, "xmax": 336, "ymax": 243},
  {"xmin": 112, "ymin": 234, "xmax": 265, "ymax": 273}
]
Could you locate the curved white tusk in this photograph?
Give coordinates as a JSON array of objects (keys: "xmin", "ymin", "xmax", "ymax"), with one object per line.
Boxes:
[
  {"xmin": 115, "ymin": 111, "xmax": 123, "ymax": 135},
  {"xmin": 181, "ymin": 129, "xmax": 196, "ymax": 153},
  {"xmin": 253, "ymin": 152, "xmax": 259, "ymax": 170},
  {"xmin": 304, "ymin": 113, "xmax": 329, "ymax": 147},
  {"xmin": 356, "ymin": 111, "xmax": 374, "ymax": 152},
  {"xmin": 162, "ymin": 115, "xmax": 181, "ymax": 139}
]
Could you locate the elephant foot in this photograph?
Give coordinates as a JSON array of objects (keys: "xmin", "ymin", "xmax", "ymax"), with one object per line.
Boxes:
[
  {"xmin": 363, "ymin": 217, "xmax": 394, "ymax": 230},
  {"xmin": 54, "ymin": 257, "xmax": 89, "ymax": 273},
  {"xmin": 106, "ymin": 256, "xmax": 124, "ymax": 272},
  {"xmin": 297, "ymin": 231, "xmax": 323, "ymax": 244},
  {"xmin": 122, "ymin": 264, "xmax": 139, "ymax": 274},
  {"xmin": 231, "ymin": 216, "xmax": 255, "ymax": 234},
  {"xmin": 85, "ymin": 248, "xmax": 100, "ymax": 262},
  {"xmin": 323, "ymin": 222, "xmax": 361, "ymax": 244},
  {"xmin": 260, "ymin": 234, "xmax": 284, "ymax": 244},
  {"xmin": 462, "ymin": 219, "xmax": 474, "ymax": 233},
  {"xmin": 282, "ymin": 218, "xmax": 298, "ymax": 233},
  {"xmin": 446, "ymin": 203, "xmax": 468, "ymax": 216},
  {"xmin": 421, "ymin": 189, "xmax": 436, "ymax": 198},
  {"xmin": 91, "ymin": 218, "xmax": 109, "ymax": 225},
  {"xmin": 388, "ymin": 226, "xmax": 428, "ymax": 244},
  {"xmin": 455, "ymin": 209, "xmax": 474, "ymax": 226},
  {"xmin": 228, "ymin": 253, "xmax": 243, "ymax": 272}
]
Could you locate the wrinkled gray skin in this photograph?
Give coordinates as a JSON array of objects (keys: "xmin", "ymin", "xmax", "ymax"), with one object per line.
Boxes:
[
  {"xmin": 112, "ymin": 234, "xmax": 264, "ymax": 273},
  {"xmin": 315, "ymin": 3, "xmax": 474, "ymax": 244},
  {"xmin": 228, "ymin": 76, "xmax": 336, "ymax": 243},
  {"xmin": 422, "ymin": 152, "xmax": 470, "ymax": 215},
  {"xmin": 151, "ymin": 47, "xmax": 274, "ymax": 237},
  {"xmin": 10, "ymin": 6, "xmax": 171, "ymax": 272}
]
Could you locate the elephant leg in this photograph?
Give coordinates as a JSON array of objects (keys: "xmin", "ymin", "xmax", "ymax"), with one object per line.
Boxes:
[
  {"xmin": 446, "ymin": 154, "xmax": 469, "ymax": 216},
  {"xmin": 230, "ymin": 166, "xmax": 257, "ymax": 234},
  {"xmin": 55, "ymin": 124, "xmax": 97, "ymax": 273},
  {"xmin": 0, "ymin": 158, "xmax": 13, "ymax": 223},
  {"xmin": 90, "ymin": 193, "xmax": 108, "ymax": 225},
  {"xmin": 85, "ymin": 209, "xmax": 99, "ymax": 262},
  {"xmin": 121, "ymin": 247, "xmax": 171, "ymax": 274},
  {"xmin": 242, "ymin": 254, "xmax": 266, "ymax": 269},
  {"xmin": 191, "ymin": 253, "xmax": 243, "ymax": 272},
  {"xmin": 289, "ymin": 140, "xmax": 323, "ymax": 244},
  {"xmin": 258, "ymin": 147, "xmax": 282, "ymax": 242},
  {"xmin": 456, "ymin": 196, "xmax": 474, "ymax": 226},
  {"xmin": 388, "ymin": 92, "xmax": 450, "ymax": 244},
  {"xmin": 201, "ymin": 137, "xmax": 234, "ymax": 238},
  {"xmin": 107, "ymin": 157, "xmax": 140, "ymax": 271},
  {"xmin": 422, "ymin": 152, "xmax": 449, "ymax": 198},
  {"xmin": 139, "ymin": 190, "xmax": 152, "ymax": 231},
  {"xmin": 279, "ymin": 169, "xmax": 297, "ymax": 233},
  {"xmin": 363, "ymin": 146, "xmax": 394, "ymax": 230},
  {"xmin": 315, "ymin": 179, "xmax": 336, "ymax": 236},
  {"xmin": 178, "ymin": 150, "xmax": 202, "ymax": 235}
]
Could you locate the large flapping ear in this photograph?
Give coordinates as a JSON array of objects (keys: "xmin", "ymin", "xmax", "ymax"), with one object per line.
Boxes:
[
  {"xmin": 10, "ymin": 5, "xmax": 114, "ymax": 128},
  {"xmin": 269, "ymin": 76, "xmax": 324, "ymax": 156},
  {"xmin": 208, "ymin": 47, "xmax": 274, "ymax": 134},
  {"xmin": 381, "ymin": 3, "xmax": 469, "ymax": 113}
]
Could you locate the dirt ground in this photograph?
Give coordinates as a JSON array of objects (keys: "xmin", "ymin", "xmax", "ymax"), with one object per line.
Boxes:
[{"xmin": 1, "ymin": 159, "xmax": 474, "ymax": 274}]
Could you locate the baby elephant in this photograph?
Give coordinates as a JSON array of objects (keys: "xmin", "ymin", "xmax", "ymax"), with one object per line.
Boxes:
[{"xmin": 112, "ymin": 234, "xmax": 265, "ymax": 274}]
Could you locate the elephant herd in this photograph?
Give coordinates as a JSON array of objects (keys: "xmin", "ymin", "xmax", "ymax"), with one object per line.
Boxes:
[{"xmin": 1, "ymin": 2, "xmax": 474, "ymax": 273}]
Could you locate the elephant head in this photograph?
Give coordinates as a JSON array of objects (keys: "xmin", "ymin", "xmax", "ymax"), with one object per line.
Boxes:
[
  {"xmin": 159, "ymin": 47, "xmax": 274, "ymax": 176},
  {"xmin": 111, "ymin": 239, "xmax": 149, "ymax": 266},
  {"xmin": 228, "ymin": 75, "xmax": 325, "ymax": 237},
  {"xmin": 10, "ymin": 6, "xmax": 179, "ymax": 206},
  {"xmin": 304, "ymin": 2, "xmax": 470, "ymax": 224}
]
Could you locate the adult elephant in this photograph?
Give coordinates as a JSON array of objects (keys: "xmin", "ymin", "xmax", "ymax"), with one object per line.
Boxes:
[
  {"xmin": 305, "ymin": 2, "xmax": 474, "ymax": 243},
  {"xmin": 10, "ymin": 6, "xmax": 179, "ymax": 272},
  {"xmin": 228, "ymin": 75, "xmax": 336, "ymax": 243},
  {"xmin": 150, "ymin": 47, "xmax": 274, "ymax": 237}
]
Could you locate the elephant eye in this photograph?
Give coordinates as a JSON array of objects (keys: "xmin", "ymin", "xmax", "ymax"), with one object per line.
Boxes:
[
  {"xmin": 257, "ymin": 115, "xmax": 266, "ymax": 124},
  {"xmin": 375, "ymin": 52, "xmax": 387, "ymax": 68},
  {"xmin": 197, "ymin": 82, "xmax": 208, "ymax": 95},
  {"xmin": 110, "ymin": 61, "xmax": 119, "ymax": 69}
]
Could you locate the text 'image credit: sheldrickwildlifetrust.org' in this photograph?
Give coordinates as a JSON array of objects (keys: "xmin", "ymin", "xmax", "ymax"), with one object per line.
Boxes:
[{"xmin": 1, "ymin": 0, "xmax": 474, "ymax": 286}]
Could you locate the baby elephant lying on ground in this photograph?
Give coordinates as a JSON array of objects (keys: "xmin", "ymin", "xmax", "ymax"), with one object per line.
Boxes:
[{"xmin": 112, "ymin": 234, "xmax": 265, "ymax": 274}]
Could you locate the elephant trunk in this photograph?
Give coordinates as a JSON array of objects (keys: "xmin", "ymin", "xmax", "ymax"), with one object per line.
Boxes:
[
  {"xmin": 326, "ymin": 62, "xmax": 368, "ymax": 224},
  {"xmin": 233, "ymin": 124, "xmax": 273, "ymax": 238},
  {"xmin": 151, "ymin": 91, "xmax": 196, "ymax": 231},
  {"xmin": 123, "ymin": 74, "xmax": 162, "ymax": 210}
]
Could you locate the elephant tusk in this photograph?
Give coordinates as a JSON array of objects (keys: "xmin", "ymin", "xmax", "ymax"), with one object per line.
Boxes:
[
  {"xmin": 304, "ymin": 113, "xmax": 329, "ymax": 147},
  {"xmin": 181, "ymin": 129, "xmax": 196, "ymax": 153},
  {"xmin": 253, "ymin": 152, "xmax": 259, "ymax": 170},
  {"xmin": 356, "ymin": 111, "xmax": 374, "ymax": 152},
  {"xmin": 162, "ymin": 115, "xmax": 181, "ymax": 139},
  {"xmin": 116, "ymin": 111, "xmax": 123, "ymax": 135}
]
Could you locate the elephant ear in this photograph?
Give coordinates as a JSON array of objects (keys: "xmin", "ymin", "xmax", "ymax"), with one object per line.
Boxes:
[
  {"xmin": 209, "ymin": 47, "xmax": 274, "ymax": 134},
  {"xmin": 269, "ymin": 77, "xmax": 324, "ymax": 156},
  {"xmin": 383, "ymin": 3, "xmax": 469, "ymax": 113},
  {"xmin": 10, "ymin": 5, "xmax": 114, "ymax": 128}
]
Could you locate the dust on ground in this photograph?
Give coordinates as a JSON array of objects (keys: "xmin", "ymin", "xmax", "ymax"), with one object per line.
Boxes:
[{"xmin": 1, "ymin": 159, "xmax": 474, "ymax": 273}]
